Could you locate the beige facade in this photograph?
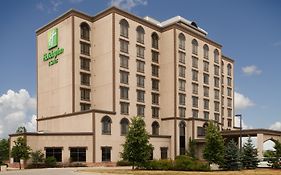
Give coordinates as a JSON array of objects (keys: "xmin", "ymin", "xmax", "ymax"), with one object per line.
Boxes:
[{"xmin": 10, "ymin": 7, "xmax": 234, "ymax": 164}]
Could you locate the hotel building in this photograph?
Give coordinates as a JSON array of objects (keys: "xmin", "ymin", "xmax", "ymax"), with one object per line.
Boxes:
[{"xmin": 10, "ymin": 7, "xmax": 234, "ymax": 164}]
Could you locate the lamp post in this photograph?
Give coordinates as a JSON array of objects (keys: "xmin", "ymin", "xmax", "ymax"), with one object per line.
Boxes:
[{"xmin": 235, "ymin": 114, "xmax": 242, "ymax": 151}]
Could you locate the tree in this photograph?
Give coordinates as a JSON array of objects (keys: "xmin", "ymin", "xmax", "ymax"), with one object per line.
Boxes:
[
  {"xmin": 11, "ymin": 137, "xmax": 31, "ymax": 169},
  {"xmin": 121, "ymin": 116, "xmax": 153, "ymax": 169},
  {"xmin": 0, "ymin": 139, "xmax": 9, "ymax": 164},
  {"xmin": 30, "ymin": 150, "xmax": 44, "ymax": 168},
  {"xmin": 222, "ymin": 139, "xmax": 240, "ymax": 170},
  {"xmin": 271, "ymin": 140, "xmax": 281, "ymax": 168},
  {"xmin": 187, "ymin": 137, "xmax": 196, "ymax": 159},
  {"xmin": 203, "ymin": 121, "xmax": 225, "ymax": 166},
  {"xmin": 241, "ymin": 137, "xmax": 259, "ymax": 169},
  {"xmin": 16, "ymin": 126, "xmax": 27, "ymax": 134}
]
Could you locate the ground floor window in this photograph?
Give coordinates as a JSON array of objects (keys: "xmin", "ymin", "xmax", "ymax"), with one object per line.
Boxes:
[
  {"xmin": 70, "ymin": 147, "xmax": 86, "ymax": 162},
  {"xmin": 101, "ymin": 147, "xmax": 111, "ymax": 162},
  {"xmin": 160, "ymin": 147, "xmax": 168, "ymax": 159},
  {"xmin": 45, "ymin": 147, "xmax": 62, "ymax": 162}
]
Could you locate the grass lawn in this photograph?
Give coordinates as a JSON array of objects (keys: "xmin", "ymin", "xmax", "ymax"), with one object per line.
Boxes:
[{"xmin": 80, "ymin": 168, "xmax": 281, "ymax": 175}]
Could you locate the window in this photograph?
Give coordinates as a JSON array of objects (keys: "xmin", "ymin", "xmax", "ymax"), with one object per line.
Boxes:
[
  {"xmin": 203, "ymin": 44, "xmax": 209, "ymax": 59},
  {"xmin": 222, "ymin": 96, "xmax": 224, "ymax": 106},
  {"xmin": 203, "ymin": 73, "xmax": 209, "ymax": 85},
  {"xmin": 227, "ymin": 98, "xmax": 232, "ymax": 107},
  {"xmin": 80, "ymin": 42, "xmax": 90, "ymax": 55},
  {"xmin": 192, "ymin": 56, "xmax": 198, "ymax": 68},
  {"xmin": 179, "ymin": 93, "xmax": 186, "ymax": 105},
  {"xmin": 179, "ymin": 121, "xmax": 186, "ymax": 155},
  {"xmin": 179, "ymin": 66, "xmax": 185, "ymax": 78},
  {"xmin": 101, "ymin": 147, "xmax": 111, "ymax": 162},
  {"xmin": 192, "ymin": 39, "xmax": 198, "ymax": 55},
  {"xmin": 120, "ymin": 55, "xmax": 129, "ymax": 69},
  {"xmin": 152, "ymin": 79, "xmax": 159, "ymax": 91},
  {"xmin": 204, "ymin": 99, "xmax": 209, "ymax": 110},
  {"xmin": 120, "ymin": 39, "xmax": 129, "ymax": 53},
  {"xmin": 152, "ymin": 121, "xmax": 160, "ymax": 135},
  {"xmin": 204, "ymin": 86, "xmax": 209, "ymax": 97},
  {"xmin": 214, "ymin": 101, "xmax": 220, "ymax": 112},
  {"xmin": 120, "ymin": 71, "xmax": 129, "ymax": 84},
  {"xmin": 227, "ymin": 77, "xmax": 232, "ymax": 86},
  {"xmin": 152, "ymin": 93, "xmax": 159, "ymax": 105},
  {"xmin": 137, "ymin": 60, "xmax": 145, "ymax": 73},
  {"xmin": 192, "ymin": 109, "xmax": 198, "ymax": 118},
  {"xmin": 178, "ymin": 33, "xmax": 185, "ymax": 50},
  {"xmin": 214, "ymin": 49, "xmax": 219, "ymax": 63},
  {"xmin": 227, "ymin": 64, "xmax": 232, "ymax": 76},
  {"xmin": 227, "ymin": 88, "xmax": 232, "ymax": 97},
  {"xmin": 222, "ymin": 118, "xmax": 224, "ymax": 126},
  {"xmin": 45, "ymin": 148, "xmax": 62, "ymax": 162},
  {"xmin": 152, "ymin": 107, "xmax": 159, "ymax": 118},
  {"xmin": 214, "ymin": 77, "xmax": 220, "ymax": 88},
  {"xmin": 179, "ymin": 121, "xmax": 186, "ymax": 136},
  {"xmin": 120, "ymin": 102, "xmax": 129, "ymax": 115},
  {"xmin": 197, "ymin": 127, "xmax": 205, "ymax": 137},
  {"xmin": 222, "ymin": 107, "xmax": 224, "ymax": 116},
  {"xmin": 80, "ymin": 57, "xmax": 90, "ymax": 71},
  {"xmin": 214, "ymin": 65, "xmax": 220, "ymax": 76},
  {"xmin": 179, "ymin": 107, "xmax": 186, "ymax": 118},
  {"xmin": 221, "ymin": 61, "xmax": 224, "ymax": 74},
  {"xmin": 179, "ymin": 79, "xmax": 186, "ymax": 91},
  {"xmin": 137, "ymin": 104, "xmax": 145, "ymax": 117},
  {"xmin": 215, "ymin": 113, "xmax": 219, "ymax": 121},
  {"xmin": 204, "ymin": 111, "xmax": 209, "ymax": 119},
  {"xmin": 137, "ymin": 90, "xmax": 145, "ymax": 102},
  {"xmin": 192, "ymin": 70, "xmax": 198, "ymax": 81},
  {"xmin": 120, "ymin": 19, "xmax": 129, "ymax": 38},
  {"xmin": 81, "ymin": 88, "xmax": 90, "ymax": 101},
  {"xmin": 80, "ymin": 103, "xmax": 91, "ymax": 111},
  {"xmin": 192, "ymin": 96, "xmax": 198, "ymax": 108},
  {"xmin": 120, "ymin": 118, "xmax": 129, "ymax": 135},
  {"xmin": 227, "ymin": 109, "xmax": 232, "ymax": 118},
  {"xmin": 179, "ymin": 51, "xmax": 185, "ymax": 64},
  {"xmin": 214, "ymin": 89, "xmax": 220, "ymax": 100},
  {"xmin": 120, "ymin": 86, "xmax": 129, "ymax": 100},
  {"xmin": 137, "ymin": 75, "xmax": 145, "ymax": 87},
  {"xmin": 152, "ymin": 65, "xmax": 159, "ymax": 77},
  {"xmin": 137, "ymin": 45, "xmax": 145, "ymax": 58},
  {"xmin": 101, "ymin": 116, "xmax": 112, "ymax": 134},
  {"xmin": 203, "ymin": 61, "xmax": 209, "ymax": 72},
  {"xmin": 70, "ymin": 147, "xmax": 86, "ymax": 162},
  {"xmin": 81, "ymin": 73, "xmax": 90, "ymax": 86},
  {"xmin": 160, "ymin": 147, "xmax": 168, "ymax": 159},
  {"xmin": 151, "ymin": 32, "xmax": 159, "ymax": 49},
  {"xmin": 136, "ymin": 26, "xmax": 145, "ymax": 43},
  {"xmin": 192, "ymin": 83, "xmax": 198, "ymax": 94},
  {"xmin": 80, "ymin": 22, "xmax": 90, "ymax": 40},
  {"xmin": 227, "ymin": 119, "xmax": 232, "ymax": 127},
  {"xmin": 152, "ymin": 51, "xmax": 159, "ymax": 63}
]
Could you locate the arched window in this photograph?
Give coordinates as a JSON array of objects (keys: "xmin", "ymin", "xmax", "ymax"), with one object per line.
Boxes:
[
  {"xmin": 152, "ymin": 121, "xmax": 160, "ymax": 135},
  {"xmin": 214, "ymin": 49, "xmax": 219, "ymax": 63},
  {"xmin": 178, "ymin": 33, "xmax": 186, "ymax": 50},
  {"xmin": 227, "ymin": 64, "xmax": 232, "ymax": 76},
  {"xmin": 136, "ymin": 26, "xmax": 145, "ymax": 44},
  {"xmin": 120, "ymin": 19, "xmax": 129, "ymax": 38},
  {"xmin": 101, "ymin": 116, "xmax": 112, "ymax": 134},
  {"xmin": 179, "ymin": 121, "xmax": 186, "ymax": 136},
  {"xmin": 80, "ymin": 22, "xmax": 90, "ymax": 41},
  {"xmin": 151, "ymin": 32, "xmax": 159, "ymax": 49},
  {"xmin": 192, "ymin": 39, "xmax": 198, "ymax": 55},
  {"xmin": 203, "ymin": 44, "xmax": 209, "ymax": 59},
  {"xmin": 179, "ymin": 121, "xmax": 186, "ymax": 155},
  {"xmin": 120, "ymin": 118, "xmax": 129, "ymax": 135}
]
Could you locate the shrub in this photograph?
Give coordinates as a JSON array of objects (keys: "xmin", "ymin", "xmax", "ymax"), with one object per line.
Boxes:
[
  {"xmin": 44, "ymin": 157, "xmax": 57, "ymax": 168},
  {"xmin": 68, "ymin": 162, "xmax": 87, "ymax": 167},
  {"xmin": 143, "ymin": 159, "xmax": 173, "ymax": 170},
  {"xmin": 116, "ymin": 160, "xmax": 132, "ymax": 166}
]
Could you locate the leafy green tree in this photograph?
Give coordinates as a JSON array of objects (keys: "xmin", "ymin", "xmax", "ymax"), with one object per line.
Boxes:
[
  {"xmin": 241, "ymin": 137, "xmax": 259, "ymax": 169},
  {"xmin": 271, "ymin": 140, "xmax": 281, "ymax": 168},
  {"xmin": 121, "ymin": 116, "xmax": 153, "ymax": 169},
  {"xmin": 11, "ymin": 137, "xmax": 31, "ymax": 169},
  {"xmin": 263, "ymin": 150, "xmax": 275, "ymax": 158},
  {"xmin": 187, "ymin": 137, "xmax": 196, "ymax": 159},
  {"xmin": 16, "ymin": 126, "xmax": 27, "ymax": 134},
  {"xmin": 203, "ymin": 121, "xmax": 225, "ymax": 166},
  {"xmin": 0, "ymin": 139, "xmax": 9, "ymax": 164},
  {"xmin": 30, "ymin": 150, "xmax": 44, "ymax": 168},
  {"xmin": 222, "ymin": 139, "xmax": 240, "ymax": 170}
]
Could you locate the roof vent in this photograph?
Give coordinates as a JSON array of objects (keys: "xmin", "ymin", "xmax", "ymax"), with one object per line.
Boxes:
[{"xmin": 191, "ymin": 21, "xmax": 198, "ymax": 28}]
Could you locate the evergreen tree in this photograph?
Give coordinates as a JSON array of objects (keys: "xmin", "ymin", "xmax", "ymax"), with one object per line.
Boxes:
[
  {"xmin": 241, "ymin": 137, "xmax": 259, "ymax": 169},
  {"xmin": 203, "ymin": 121, "xmax": 225, "ymax": 166},
  {"xmin": 0, "ymin": 139, "xmax": 9, "ymax": 164},
  {"xmin": 222, "ymin": 139, "xmax": 240, "ymax": 170},
  {"xmin": 121, "ymin": 116, "xmax": 153, "ymax": 169},
  {"xmin": 11, "ymin": 137, "xmax": 31, "ymax": 169},
  {"xmin": 187, "ymin": 137, "xmax": 196, "ymax": 159},
  {"xmin": 271, "ymin": 140, "xmax": 281, "ymax": 168},
  {"xmin": 16, "ymin": 126, "xmax": 27, "ymax": 134},
  {"xmin": 30, "ymin": 150, "xmax": 44, "ymax": 168}
]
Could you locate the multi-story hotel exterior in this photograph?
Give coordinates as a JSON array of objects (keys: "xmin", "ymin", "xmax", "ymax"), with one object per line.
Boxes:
[{"xmin": 10, "ymin": 7, "xmax": 234, "ymax": 164}]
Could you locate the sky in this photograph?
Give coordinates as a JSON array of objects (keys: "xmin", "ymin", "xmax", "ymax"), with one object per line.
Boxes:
[{"xmin": 0, "ymin": 0, "xmax": 281, "ymax": 140}]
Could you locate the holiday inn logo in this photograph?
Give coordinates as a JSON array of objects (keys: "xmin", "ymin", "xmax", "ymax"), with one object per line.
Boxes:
[{"xmin": 48, "ymin": 28, "xmax": 58, "ymax": 50}]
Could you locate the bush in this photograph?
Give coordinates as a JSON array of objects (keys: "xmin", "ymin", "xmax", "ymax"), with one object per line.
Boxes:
[
  {"xmin": 117, "ymin": 160, "xmax": 132, "ymax": 166},
  {"xmin": 44, "ymin": 157, "xmax": 57, "ymax": 168},
  {"xmin": 142, "ymin": 159, "xmax": 173, "ymax": 170},
  {"xmin": 68, "ymin": 162, "xmax": 87, "ymax": 167}
]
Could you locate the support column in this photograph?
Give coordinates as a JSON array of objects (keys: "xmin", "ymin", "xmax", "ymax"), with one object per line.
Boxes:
[{"xmin": 257, "ymin": 133, "xmax": 264, "ymax": 160}]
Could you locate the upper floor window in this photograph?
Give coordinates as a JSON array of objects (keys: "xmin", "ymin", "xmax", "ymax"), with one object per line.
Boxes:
[
  {"xmin": 152, "ymin": 121, "xmax": 160, "ymax": 135},
  {"xmin": 80, "ymin": 42, "xmax": 90, "ymax": 56},
  {"xmin": 221, "ymin": 61, "xmax": 224, "ymax": 74},
  {"xmin": 101, "ymin": 116, "xmax": 112, "ymax": 135},
  {"xmin": 192, "ymin": 39, "xmax": 198, "ymax": 55},
  {"xmin": 178, "ymin": 33, "xmax": 185, "ymax": 50},
  {"xmin": 227, "ymin": 64, "xmax": 232, "ymax": 76},
  {"xmin": 214, "ymin": 49, "xmax": 219, "ymax": 63},
  {"xmin": 80, "ymin": 22, "xmax": 90, "ymax": 41},
  {"xmin": 120, "ymin": 118, "xmax": 129, "ymax": 135},
  {"xmin": 136, "ymin": 26, "xmax": 145, "ymax": 44},
  {"xmin": 151, "ymin": 32, "xmax": 159, "ymax": 49},
  {"xmin": 203, "ymin": 44, "xmax": 209, "ymax": 59},
  {"xmin": 120, "ymin": 19, "xmax": 129, "ymax": 38}
]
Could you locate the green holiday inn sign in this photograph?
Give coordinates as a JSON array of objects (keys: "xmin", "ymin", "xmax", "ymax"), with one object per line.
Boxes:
[{"xmin": 42, "ymin": 28, "xmax": 64, "ymax": 66}]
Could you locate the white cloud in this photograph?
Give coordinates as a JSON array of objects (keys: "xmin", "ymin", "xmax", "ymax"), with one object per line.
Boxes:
[
  {"xmin": 242, "ymin": 65, "xmax": 262, "ymax": 76},
  {"xmin": 269, "ymin": 121, "xmax": 281, "ymax": 131},
  {"xmin": 234, "ymin": 92, "xmax": 255, "ymax": 110},
  {"xmin": 0, "ymin": 89, "xmax": 36, "ymax": 138},
  {"xmin": 109, "ymin": 0, "xmax": 148, "ymax": 11},
  {"xmin": 234, "ymin": 117, "xmax": 253, "ymax": 129}
]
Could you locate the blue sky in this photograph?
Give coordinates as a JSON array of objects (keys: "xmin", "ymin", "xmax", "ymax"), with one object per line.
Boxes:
[{"xmin": 0, "ymin": 0, "xmax": 281, "ymax": 137}]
